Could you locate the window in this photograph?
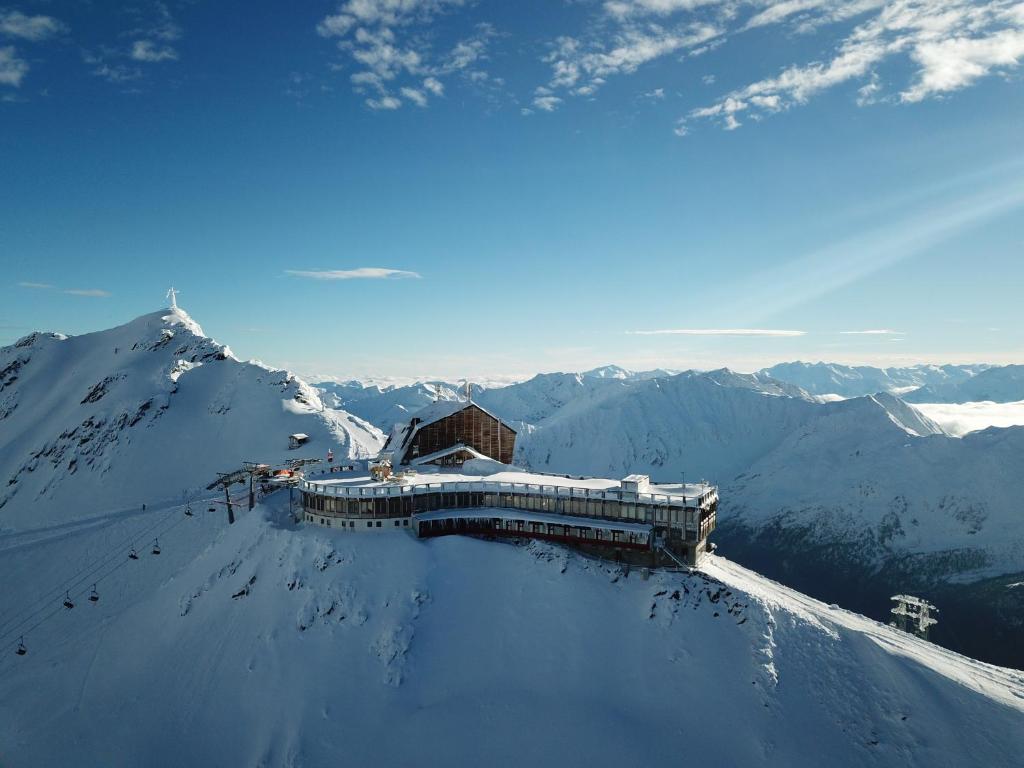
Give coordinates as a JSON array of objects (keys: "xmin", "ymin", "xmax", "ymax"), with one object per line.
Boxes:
[
  {"xmin": 394, "ymin": 520, "xmax": 400, "ymax": 527},
  {"xmin": 367, "ymin": 522, "xmax": 373, "ymax": 528},
  {"xmin": 376, "ymin": 521, "xmax": 382, "ymax": 527},
  {"xmin": 403, "ymin": 519, "xmax": 409, "ymax": 526},
  {"xmin": 349, "ymin": 521, "xmax": 355, "ymax": 528}
]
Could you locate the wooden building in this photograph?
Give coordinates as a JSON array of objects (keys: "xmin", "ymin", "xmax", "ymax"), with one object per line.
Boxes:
[{"xmin": 381, "ymin": 399, "xmax": 516, "ymax": 466}]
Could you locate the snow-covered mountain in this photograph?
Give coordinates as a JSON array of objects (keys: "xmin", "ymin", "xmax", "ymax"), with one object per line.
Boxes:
[
  {"xmin": 903, "ymin": 364, "xmax": 1024, "ymax": 404},
  {"xmin": 485, "ymin": 370, "xmax": 1021, "ymax": 665},
  {"xmin": 761, "ymin": 362, "xmax": 989, "ymax": 398},
  {"xmin": 0, "ymin": 307, "xmax": 383, "ymax": 530},
  {"xmin": 3, "ymin": 309, "xmax": 1024, "ymax": 764},
  {"xmin": 316, "ymin": 379, "xmax": 464, "ymax": 431},
  {"xmin": 2, "ymin": 492, "xmax": 1021, "ymax": 767}
]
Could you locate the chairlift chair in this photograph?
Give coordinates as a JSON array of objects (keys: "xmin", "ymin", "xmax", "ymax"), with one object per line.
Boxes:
[
  {"xmin": 152, "ymin": 539, "xmax": 161, "ymax": 555},
  {"xmin": 63, "ymin": 592, "xmax": 74, "ymax": 609},
  {"xmin": 185, "ymin": 505, "xmax": 193, "ymax": 517},
  {"xmin": 88, "ymin": 584, "xmax": 99, "ymax": 603},
  {"xmin": 16, "ymin": 636, "xmax": 26, "ymax": 656},
  {"xmin": 129, "ymin": 548, "xmax": 139, "ymax": 560}
]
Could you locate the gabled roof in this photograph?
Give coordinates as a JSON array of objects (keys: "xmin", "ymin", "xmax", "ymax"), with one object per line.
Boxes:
[
  {"xmin": 409, "ymin": 443, "xmax": 490, "ymax": 466},
  {"xmin": 379, "ymin": 398, "xmax": 516, "ymax": 464},
  {"xmin": 407, "ymin": 399, "xmax": 517, "ymax": 434}
]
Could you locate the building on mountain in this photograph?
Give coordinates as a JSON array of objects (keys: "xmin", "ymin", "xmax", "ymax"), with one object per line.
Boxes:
[
  {"xmin": 299, "ymin": 396, "xmax": 718, "ymax": 566},
  {"xmin": 379, "ymin": 398, "xmax": 516, "ymax": 467}
]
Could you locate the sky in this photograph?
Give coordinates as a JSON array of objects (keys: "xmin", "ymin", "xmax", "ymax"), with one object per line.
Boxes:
[{"xmin": 1, "ymin": 0, "xmax": 1023, "ymax": 381}]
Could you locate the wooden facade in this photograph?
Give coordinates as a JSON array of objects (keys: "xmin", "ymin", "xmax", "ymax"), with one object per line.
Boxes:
[{"xmin": 404, "ymin": 404, "xmax": 515, "ymax": 465}]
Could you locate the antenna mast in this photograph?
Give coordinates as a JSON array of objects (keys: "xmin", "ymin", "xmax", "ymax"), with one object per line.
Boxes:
[{"xmin": 166, "ymin": 286, "xmax": 179, "ymax": 309}]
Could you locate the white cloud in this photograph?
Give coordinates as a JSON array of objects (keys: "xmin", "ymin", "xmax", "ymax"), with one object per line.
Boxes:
[
  {"xmin": 317, "ymin": 0, "xmax": 465, "ymax": 37},
  {"xmin": 538, "ymin": 23, "xmax": 720, "ymax": 108},
  {"xmin": 423, "ymin": 76, "xmax": 444, "ymax": 95},
  {"xmin": 17, "ymin": 281, "xmax": 109, "ymax": 297},
  {"xmin": 684, "ymin": 0, "xmax": 1024, "ymax": 132},
  {"xmin": 63, "ymin": 288, "xmax": 111, "ymax": 297},
  {"xmin": 532, "ymin": 94, "xmax": 562, "ymax": 111},
  {"xmin": 627, "ymin": 328, "xmax": 807, "ymax": 336},
  {"xmin": 902, "ymin": 27, "xmax": 1024, "ymax": 102},
  {"xmin": 840, "ymin": 329, "xmax": 903, "ymax": 334},
  {"xmin": 0, "ymin": 45, "xmax": 27, "ymax": 87},
  {"xmin": 604, "ymin": 0, "xmax": 725, "ymax": 19},
  {"xmin": 366, "ymin": 94, "xmax": 402, "ymax": 109},
  {"xmin": 400, "ymin": 86, "xmax": 428, "ymax": 106},
  {"xmin": 316, "ymin": 0, "xmax": 487, "ymax": 108},
  {"xmin": 0, "ymin": 10, "xmax": 66, "ymax": 41},
  {"xmin": 131, "ymin": 40, "xmax": 178, "ymax": 63},
  {"xmin": 914, "ymin": 400, "xmax": 1024, "ymax": 437},
  {"xmin": 286, "ymin": 268, "xmax": 421, "ymax": 280}
]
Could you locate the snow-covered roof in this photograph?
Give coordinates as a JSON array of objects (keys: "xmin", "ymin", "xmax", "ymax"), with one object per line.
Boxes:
[
  {"xmin": 304, "ymin": 466, "xmax": 716, "ymax": 506},
  {"xmin": 290, "ymin": 433, "xmax": 309, "ymax": 441},
  {"xmin": 401, "ymin": 398, "xmax": 516, "ymax": 436}
]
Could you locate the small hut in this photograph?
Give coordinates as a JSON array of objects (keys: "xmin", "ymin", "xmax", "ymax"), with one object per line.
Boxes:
[{"xmin": 288, "ymin": 433, "xmax": 310, "ymax": 450}]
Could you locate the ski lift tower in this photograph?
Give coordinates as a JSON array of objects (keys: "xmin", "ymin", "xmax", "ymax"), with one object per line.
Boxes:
[
  {"xmin": 890, "ymin": 594, "xmax": 939, "ymax": 641},
  {"xmin": 206, "ymin": 469, "xmax": 248, "ymax": 524}
]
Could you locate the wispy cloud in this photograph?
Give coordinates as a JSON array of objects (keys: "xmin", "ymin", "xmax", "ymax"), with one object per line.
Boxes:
[
  {"xmin": 131, "ymin": 40, "xmax": 178, "ymax": 63},
  {"xmin": 627, "ymin": 328, "xmax": 806, "ymax": 337},
  {"xmin": 315, "ymin": 1, "xmax": 492, "ymax": 110},
  {"xmin": 63, "ymin": 288, "xmax": 111, "ymax": 297},
  {"xmin": 0, "ymin": 45, "xmax": 27, "ymax": 87},
  {"xmin": 840, "ymin": 329, "xmax": 903, "ymax": 335},
  {"xmin": 680, "ymin": 0, "xmax": 1024, "ymax": 133},
  {"xmin": 0, "ymin": 10, "xmax": 66, "ymax": 42},
  {"xmin": 18, "ymin": 282, "xmax": 111, "ymax": 297},
  {"xmin": 286, "ymin": 268, "xmax": 422, "ymax": 280},
  {"xmin": 534, "ymin": 22, "xmax": 719, "ymax": 110}
]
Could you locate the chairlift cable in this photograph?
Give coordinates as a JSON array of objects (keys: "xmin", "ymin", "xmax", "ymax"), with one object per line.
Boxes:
[{"xmin": 0, "ymin": 498, "xmax": 207, "ymax": 645}]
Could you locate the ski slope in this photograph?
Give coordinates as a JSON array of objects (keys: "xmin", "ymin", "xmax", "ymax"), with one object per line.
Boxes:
[{"xmin": 1, "ymin": 493, "xmax": 1021, "ymax": 767}]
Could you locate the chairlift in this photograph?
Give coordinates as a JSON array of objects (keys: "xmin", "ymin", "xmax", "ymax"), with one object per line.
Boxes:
[
  {"xmin": 129, "ymin": 547, "xmax": 139, "ymax": 560},
  {"xmin": 88, "ymin": 584, "xmax": 99, "ymax": 603},
  {"xmin": 208, "ymin": 506, "xmax": 216, "ymax": 513},
  {"xmin": 152, "ymin": 538, "xmax": 161, "ymax": 555},
  {"xmin": 16, "ymin": 636, "xmax": 26, "ymax": 656},
  {"xmin": 185, "ymin": 505, "xmax": 193, "ymax": 517},
  {"xmin": 63, "ymin": 591, "xmax": 74, "ymax": 610}
]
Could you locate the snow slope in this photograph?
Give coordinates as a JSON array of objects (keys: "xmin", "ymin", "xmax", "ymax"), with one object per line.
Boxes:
[
  {"xmin": 511, "ymin": 371, "xmax": 915, "ymax": 482},
  {"xmin": 316, "ymin": 379, "xmax": 464, "ymax": 431},
  {"xmin": 510, "ymin": 372, "xmax": 1024, "ymax": 578},
  {"xmin": 0, "ymin": 307, "xmax": 383, "ymax": 530},
  {"xmin": 762, "ymin": 362, "xmax": 989, "ymax": 398},
  {"xmin": 1, "ymin": 494, "xmax": 1021, "ymax": 767},
  {"xmin": 904, "ymin": 365, "xmax": 1024, "ymax": 404}
]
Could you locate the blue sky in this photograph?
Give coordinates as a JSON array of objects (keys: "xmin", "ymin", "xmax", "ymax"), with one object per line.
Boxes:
[{"xmin": 2, "ymin": 0, "xmax": 1023, "ymax": 380}]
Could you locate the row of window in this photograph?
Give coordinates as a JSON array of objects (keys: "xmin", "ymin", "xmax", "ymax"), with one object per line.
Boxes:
[
  {"xmin": 418, "ymin": 517, "xmax": 651, "ymax": 546},
  {"xmin": 303, "ymin": 489, "xmax": 713, "ymax": 529},
  {"xmin": 306, "ymin": 514, "xmax": 411, "ymax": 530}
]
